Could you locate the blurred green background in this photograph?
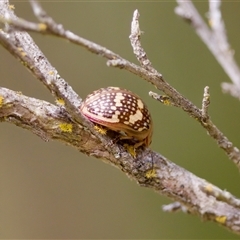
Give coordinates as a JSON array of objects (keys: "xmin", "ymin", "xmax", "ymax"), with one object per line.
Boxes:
[{"xmin": 1, "ymin": 1, "xmax": 240, "ymax": 239}]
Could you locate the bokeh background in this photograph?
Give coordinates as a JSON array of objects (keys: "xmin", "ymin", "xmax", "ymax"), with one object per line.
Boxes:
[{"xmin": 1, "ymin": 1, "xmax": 240, "ymax": 239}]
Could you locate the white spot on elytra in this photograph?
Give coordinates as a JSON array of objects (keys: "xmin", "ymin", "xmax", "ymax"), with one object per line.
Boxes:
[
  {"xmin": 137, "ymin": 99, "xmax": 144, "ymax": 109},
  {"xmin": 129, "ymin": 110, "xmax": 143, "ymax": 124},
  {"xmin": 114, "ymin": 93, "xmax": 124, "ymax": 106},
  {"xmin": 111, "ymin": 114, "xmax": 120, "ymax": 121}
]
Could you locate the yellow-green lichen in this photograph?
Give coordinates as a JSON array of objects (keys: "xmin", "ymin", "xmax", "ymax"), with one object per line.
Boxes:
[
  {"xmin": 59, "ymin": 123, "xmax": 73, "ymax": 133},
  {"xmin": 94, "ymin": 125, "xmax": 107, "ymax": 135},
  {"xmin": 162, "ymin": 98, "xmax": 171, "ymax": 106},
  {"xmin": 38, "ymin": 23, "xmax": 47, "ymax": 31},
  {"xmin": 18, "ymin": 47, "xmax": 27, "ymax": 57},
  {"xmin": 123, "ymin": 144, "xmax": 136, "ymax": 158},
  {"xmin": 0, "ymin": 96, "xmax": 4, "ymax": 107},
  {"xmin": 145, "ymin": 168, "xmax": 157, "ymax": 179},
  {"xmin": 55, "ymin": 98, "xmax": 65, "ymax": 106},
  {"xmin": 8, "ymin": 4, "xmax": 15, "ymax": 10},
  {"xmin": 215, "ymin": 215, "xmax": 227, "ymax": 224},
  {"xmin": 204, "ymin": 184, "xmax": 213, "ymax": 193}
]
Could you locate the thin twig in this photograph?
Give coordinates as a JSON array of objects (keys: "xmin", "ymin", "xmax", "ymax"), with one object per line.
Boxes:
[
  {"xmin": 162, "ymin": 202, "xmax": 188, "ymax": 213},
  {"xmin": 149, "ymin": 91, "xmax": 175, "ymax": 107},
  {"xmin": 129, "ymin": 9, "xmax": 156, "ymax": 73},
  {"xmin": 201, "ymin": 86, "xmax": 210, "ymax": 122}
]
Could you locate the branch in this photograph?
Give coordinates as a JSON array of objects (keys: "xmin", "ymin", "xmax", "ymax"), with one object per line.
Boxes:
[
  {"xmin": 0, "ymin": 87, "xmax": 99, "ymax": 155},
  {"xmin": 175, "ymin": 0, "xmax": 240, "ymax": 99},
  {"xmin": 1, "ymin": 0, "xmax": 240, "ymax": 234},
  {"xmin": 1, "ymin": 89, "xmax": 240, "ymax": 234},
  {"xmin": 1, "ymin": 1, "xmax": 240, "ymax": 169},
  {"xmin": 128, "ymin": 9, "xmax": 240, "ymax": 169}
]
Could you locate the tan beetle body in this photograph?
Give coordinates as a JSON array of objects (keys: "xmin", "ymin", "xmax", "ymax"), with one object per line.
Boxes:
[{"xmin": 80, "ymin": 87, "xmax": 153, "ymax": 148}]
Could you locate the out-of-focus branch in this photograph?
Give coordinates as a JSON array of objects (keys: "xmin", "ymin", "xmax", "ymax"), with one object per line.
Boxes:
[{"xmin": 175, "ymin": 0, "xmax": 240, "ymax": 99}]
